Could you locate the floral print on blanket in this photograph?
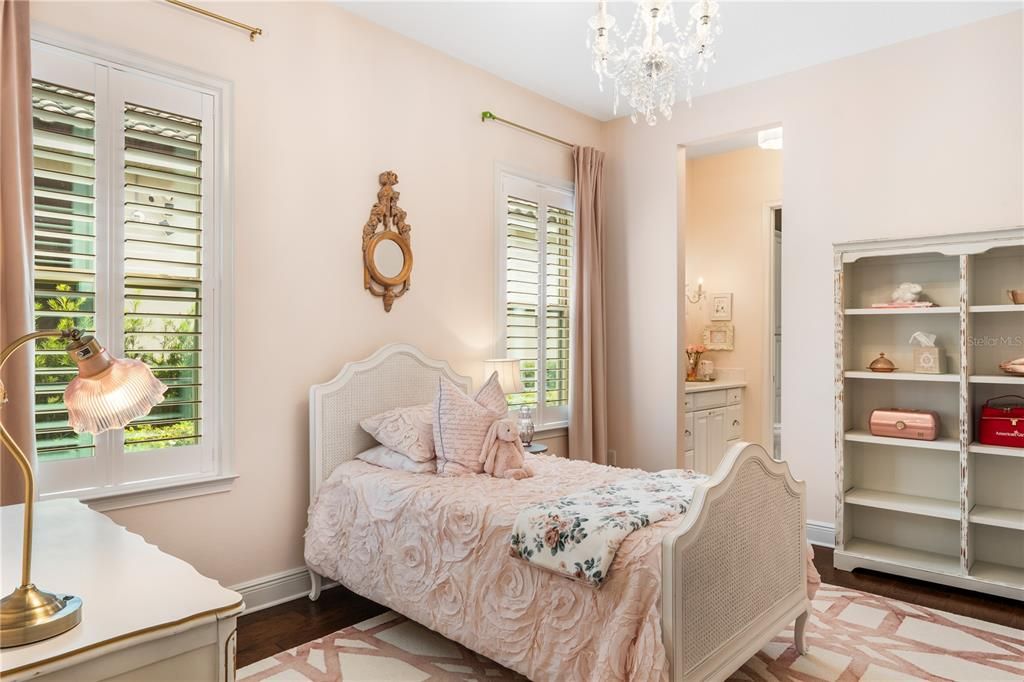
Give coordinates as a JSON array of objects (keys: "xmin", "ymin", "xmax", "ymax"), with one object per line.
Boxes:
[{"xmin": 509, "ymin": 470, "xmax": 709, "ymax": 587}]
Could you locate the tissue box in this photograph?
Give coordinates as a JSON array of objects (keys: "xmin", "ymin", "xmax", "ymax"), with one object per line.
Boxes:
[{"xmin": 913, "ymin": 346, "xmax": 945, "ymax": 374}]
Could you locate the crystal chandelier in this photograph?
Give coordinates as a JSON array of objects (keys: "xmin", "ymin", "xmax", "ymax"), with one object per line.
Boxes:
[{"xmin": 588, "ymin": 0, "xmax": 722, "ymax": 125}]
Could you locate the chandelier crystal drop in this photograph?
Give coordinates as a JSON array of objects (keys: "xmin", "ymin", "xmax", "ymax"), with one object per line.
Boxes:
[{"xmin": 588, "ymin": 0, "xmax": 722, "ymax": 126}]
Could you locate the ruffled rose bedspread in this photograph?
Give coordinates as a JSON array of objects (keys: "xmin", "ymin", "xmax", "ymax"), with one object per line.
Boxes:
[
  {"xmin": 304, "ymin": 454, "xmax": 821, "ymax": 682},
  {"xmin": 305, "ymin": 455, "xmax": 675, "ymax": 682}
]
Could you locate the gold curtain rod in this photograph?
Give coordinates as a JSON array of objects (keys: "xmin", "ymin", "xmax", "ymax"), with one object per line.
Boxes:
[
  {"xmin": 481, "ymin": 111, "xmax": 574, "ymax": 149},
  {"xmin": 165, "ymin": 0, "xmax": 263, "ymax": 41}
]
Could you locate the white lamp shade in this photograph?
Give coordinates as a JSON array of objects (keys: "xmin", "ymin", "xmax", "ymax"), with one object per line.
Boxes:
[
  {"xmin": 65, "ymin": 357, "xmax": 168, "ymax": 435},
  {"xmin": 482, "ymin": 358, "xmax": 523, "ymax": 395}
]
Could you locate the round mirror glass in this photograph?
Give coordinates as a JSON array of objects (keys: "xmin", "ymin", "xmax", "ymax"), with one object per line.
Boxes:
[{"xmin": 373, "ymin": 238, "xmax": 405, "ymax": 279}]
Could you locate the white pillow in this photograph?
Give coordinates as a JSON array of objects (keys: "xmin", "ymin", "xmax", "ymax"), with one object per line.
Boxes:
[
  {"xmin": 474, "ymin": 371, "xmax": 509, "ymax": 414},
  {"xmin": 356, "ymin": 445, "xmax": 436, "ymax": 474},
  {"xmin": 359, "ymin": 403, "xmax": 435, "ymax": 462},
  {"xmin": 433, "ymin": 375, "xmax": 502, "ymax": 477}
]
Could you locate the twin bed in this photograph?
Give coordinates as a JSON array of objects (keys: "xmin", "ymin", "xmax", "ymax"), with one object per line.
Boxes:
[{"xmin": 304, "ymin": 344, "xmax": 809, "ymax": 681}]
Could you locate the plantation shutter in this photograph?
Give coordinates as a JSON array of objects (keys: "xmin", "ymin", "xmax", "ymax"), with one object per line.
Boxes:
[
  {"xmin": 31, "ymin": 79, "xmax": 98, "ymax": 462},
  {"xmin": 505, "ymin": 196, "xmax": 541, "ymax": 408},
  {"xmin": 544, "ymin": 206, "xmax": 573, "ymax": 408},
  {"xmin": 28, "ymin": 40, "xmax": 223, "ymax": 497},
  {"xmin": 122, "ymin": 103, "xmax": 203, "ymax": 452},
  {"xmin": 501, "ymin": 177, "xmax": 575, "ymax": 427}
]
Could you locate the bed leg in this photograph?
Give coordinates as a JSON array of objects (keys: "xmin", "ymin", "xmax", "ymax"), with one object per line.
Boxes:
[
  {"xmin": 308, "ymin": 569, "xmax": 323, "ymax": 601},
  {"xmin": 794, "ymin": 610, "xmax": 809, "ymax": 655}
]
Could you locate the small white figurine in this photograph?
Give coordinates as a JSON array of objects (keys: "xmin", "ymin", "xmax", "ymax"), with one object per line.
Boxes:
[{"xmin": 891, "ymin": 282, "xmax": 923, "ymax": 304}]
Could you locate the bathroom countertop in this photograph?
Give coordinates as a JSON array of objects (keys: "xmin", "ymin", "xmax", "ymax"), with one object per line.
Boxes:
[{"xmin": 684, "ymin": 380, "xmax": 747, "ymax": 394}]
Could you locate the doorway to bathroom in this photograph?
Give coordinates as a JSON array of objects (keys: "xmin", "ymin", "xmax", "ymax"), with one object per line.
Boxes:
[{"xmin": 681, "ymin": 126, "xmax": 783, "ymax": 469}]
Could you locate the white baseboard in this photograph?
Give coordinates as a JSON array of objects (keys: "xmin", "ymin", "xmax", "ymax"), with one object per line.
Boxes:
[
  {"xmin": 229, "ymin": 567, "xmax": 337, "ymax": 615},
  {"xmin": 806, "ymin": 520, "xmax": 835, "ymax": 548}
]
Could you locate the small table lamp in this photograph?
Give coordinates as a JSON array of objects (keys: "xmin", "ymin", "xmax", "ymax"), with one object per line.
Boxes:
[
  {"xmin": 482, "ymin": 358, "xmax": 523, "ymax": 399},
  {"xmin": 482, "ymin": 358, "xmax": 534, "ymax": 446},
  {"xmin": 0, "ymin": 328, "xmax": 167, "ymax": 647}
]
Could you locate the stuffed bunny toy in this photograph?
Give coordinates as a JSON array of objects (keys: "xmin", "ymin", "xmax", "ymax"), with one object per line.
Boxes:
[{"xmin": 479, "ymin": 419, "xmax": 534, "ymax": 480}]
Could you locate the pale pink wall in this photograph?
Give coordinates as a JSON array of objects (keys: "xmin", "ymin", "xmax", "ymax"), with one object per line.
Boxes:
[
  {"xmin": 684, "ymin": 147, "xmax": 783, "ymax": 444},
  {"xmin": 30, "ymin": 1, "xmax": 602, "ymax": 586},
  {"xmin": 605, "ymin": 12, "xmax": 1024, "ymax": 527}
]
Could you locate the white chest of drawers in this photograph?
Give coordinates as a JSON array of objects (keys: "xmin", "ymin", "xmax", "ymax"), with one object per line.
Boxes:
[
  {"xmin": 682, "ymin": 383, "xmax": 745, "ymax": 474},
  {"xmin": 1, "ymin": 500, "xmax": 243, "ymax": 681}
]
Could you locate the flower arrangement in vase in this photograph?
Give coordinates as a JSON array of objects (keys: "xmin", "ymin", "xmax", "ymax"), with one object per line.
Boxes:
[{"xmin": 685, "ymin": 344, "xmax": 707, "ymax": 381}]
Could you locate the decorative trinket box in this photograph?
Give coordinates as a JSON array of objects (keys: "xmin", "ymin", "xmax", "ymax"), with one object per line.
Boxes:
[{"xmin": 869, "ymin": 408, "xmax": 940, "ymax": 441}]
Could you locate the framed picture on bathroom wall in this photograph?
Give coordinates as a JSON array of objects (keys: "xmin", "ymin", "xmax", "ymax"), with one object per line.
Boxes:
[
  {"xmin": 710, "ymin": 293, "xmax": 733, "ymax": 321},
  {"xmin": 703, "ymin": 323, "xmax": 735, "ymax": 351}
]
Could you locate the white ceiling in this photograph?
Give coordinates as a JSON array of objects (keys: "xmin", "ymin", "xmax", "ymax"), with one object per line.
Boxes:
[{"xmin": 339, "ymin": 1, "xmax": 1021, "ymax": 121}]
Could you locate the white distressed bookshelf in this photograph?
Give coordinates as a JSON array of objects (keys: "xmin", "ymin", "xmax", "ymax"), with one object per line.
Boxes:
[{"xmin": 833, "ymin": 227, "xmax": 1024, "ymax": 601}]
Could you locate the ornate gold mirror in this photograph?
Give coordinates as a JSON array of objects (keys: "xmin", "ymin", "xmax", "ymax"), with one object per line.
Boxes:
[{"xmin": 362, "ymin": 171, "xmax": 413, "ymax": 312}]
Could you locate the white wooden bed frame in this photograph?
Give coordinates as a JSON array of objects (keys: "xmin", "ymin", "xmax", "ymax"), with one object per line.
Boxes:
[{"xmin": 306, "ymin": 343, "xmax": 809, "ymax": 681}]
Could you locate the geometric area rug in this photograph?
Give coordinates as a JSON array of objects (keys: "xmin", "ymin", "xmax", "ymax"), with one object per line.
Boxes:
[{"xmin": 238, "ymin": 584, "xmax": 1024, "ymax": 681}]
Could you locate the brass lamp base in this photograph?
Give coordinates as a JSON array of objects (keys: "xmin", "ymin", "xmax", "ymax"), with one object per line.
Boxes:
[{"xmin": 0, "ymin": 584, "xmax": 82, "ymax": 648}]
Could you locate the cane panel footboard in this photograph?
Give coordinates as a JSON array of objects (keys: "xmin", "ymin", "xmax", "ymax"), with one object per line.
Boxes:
[{"xmin": 662, "ymin": 442, "xmax": 808, "ymax": 681}]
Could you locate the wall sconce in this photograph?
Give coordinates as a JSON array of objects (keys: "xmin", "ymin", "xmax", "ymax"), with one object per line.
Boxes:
[
  {"xmin": 758, "ymin": 126, "xmax": 783, "ymax": 150},
  {"xmin": 686, "ymin": 277, "xmax": 706, "ymax": 304}
]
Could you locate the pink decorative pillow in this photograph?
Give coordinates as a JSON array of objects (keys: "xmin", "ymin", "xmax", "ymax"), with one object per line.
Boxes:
[
  {"xmin": 359, "ymin": 403, "xmax": 435, "ymax": 462},
  {"xmin": 433, "ymin": 376, "xmax": 502, "ymax": 476},
  {"xmin": 474, "ymin": 371, "xmax": 509, "ymax": 414}
]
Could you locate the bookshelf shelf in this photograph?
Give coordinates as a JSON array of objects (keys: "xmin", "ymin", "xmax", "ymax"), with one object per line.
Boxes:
[
  {"xmin": 844, "ymin": 306, "xmax": 959, "ymax": 316},
  {"xmin": 843, "ymin": 430, "xmax": 959, "ymax": 452},
  {"xmin": 968, "ymin": 375, "xmax": 1024, "ymax": 385},
  {"xmin": 969, "ymin": 505, "xmax": 1024, "ymax": 531},
  {"xmin": 844, "ymin": 370, "xmax": 959, "ymax": 382},
  {"xmin": 841, "ymin": 539, "xmax": 960, "ymax": 575},
  {"xmin": 845, "ymin": 488, "xmax": 959, "ymax": 520},
  {"xmin": 968, "ymin": 442, "xmax": 1024, "ymax": 459},
  {"xmin": 969, "ymin": 304, "xmax": 1024, "ymax": 313}
]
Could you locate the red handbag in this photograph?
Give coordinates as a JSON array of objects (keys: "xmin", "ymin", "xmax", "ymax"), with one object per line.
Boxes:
[{"xmin": 978, "ymin": 395, "xmax": 1024, "ymax": 448}]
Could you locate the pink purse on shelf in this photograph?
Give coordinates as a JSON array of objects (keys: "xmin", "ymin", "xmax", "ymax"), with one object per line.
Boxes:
[{"xmin": 869, "ymin": 408, "xmax": 940, "ymax": 441}]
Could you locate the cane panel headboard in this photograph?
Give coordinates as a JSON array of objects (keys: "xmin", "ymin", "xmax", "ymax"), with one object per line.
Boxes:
[{"xmin": 308, "ymin": 343, "xmax": 472, "ymax": 499}]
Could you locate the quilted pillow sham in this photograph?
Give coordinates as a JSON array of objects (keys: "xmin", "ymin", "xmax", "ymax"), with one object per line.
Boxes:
[
  {"xmin": 359, "ymin": 403, "xmax": 435, "ymax": 462},
  {"xmin": 356, "ymin": 445, "xmax": 436, "ymax": 474},
  {"xmin": 433, "ymin": 375, "xmax": 502, "ymax": 476}
]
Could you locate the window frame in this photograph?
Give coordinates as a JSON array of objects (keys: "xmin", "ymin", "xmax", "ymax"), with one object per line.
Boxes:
[
  {"xmin": 494, "ymin": 165, "xmax": 575, "ymax": 432},
  {"xmin": 30, "ymin": 26, "xmax": 235, "ymax": 511}
]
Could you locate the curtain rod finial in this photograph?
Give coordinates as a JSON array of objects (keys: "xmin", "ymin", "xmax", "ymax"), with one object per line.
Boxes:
[{"xmin": 481, "ymin": 111, "xmax": 495, "ymax": 122}]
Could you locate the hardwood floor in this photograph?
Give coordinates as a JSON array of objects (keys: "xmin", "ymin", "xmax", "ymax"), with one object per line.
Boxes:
[
  {"xmin": 237, "ymin": 546, "xmax": 1023, "ymax": 668},
  {"xmin": 237, "ymin": 583, "xmax": 388, "ymax": 668}
]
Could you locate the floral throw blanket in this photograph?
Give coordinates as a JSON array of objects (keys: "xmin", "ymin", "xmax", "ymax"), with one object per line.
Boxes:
[{"xmin": 509, "ymin": 469, "xmax": 710, "ymax": 587}]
